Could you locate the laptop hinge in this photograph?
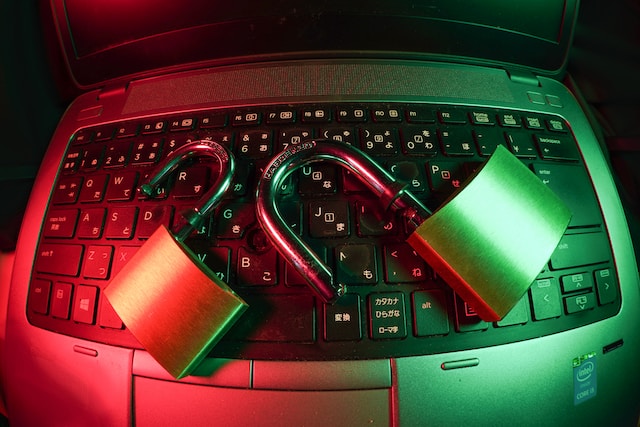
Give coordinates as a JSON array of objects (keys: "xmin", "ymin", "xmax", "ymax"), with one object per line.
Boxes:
[
  {"xmin": 506, "ymin": 69, "xmax": 540, "ymax": 87},
  {"xmin": 97, "ymin": 83, "xmax": 128, "ymax": 101}
]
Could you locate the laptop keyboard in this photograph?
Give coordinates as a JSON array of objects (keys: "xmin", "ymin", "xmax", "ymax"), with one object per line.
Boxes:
[{"xmin": 28, "ymin": 102, "xmax": 621, "ymax": 361}]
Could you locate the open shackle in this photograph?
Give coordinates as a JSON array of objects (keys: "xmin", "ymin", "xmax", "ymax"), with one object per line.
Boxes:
[
  {"xmin": 141, "ymin": 140, "xmax": 235, "ymax": 242},
  {"xmin": 256, "ymin": 139, "xmax": 432, "ymax": 304}
]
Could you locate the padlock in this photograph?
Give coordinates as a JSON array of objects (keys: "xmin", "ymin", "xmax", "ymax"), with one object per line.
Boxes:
[
  {"xmin": 256, "ymin": 140, "xmax": 571, "ymax": 321},
  {"xmin": 105, "ymin": 141, "xmax": 248, "ymax": 379}
]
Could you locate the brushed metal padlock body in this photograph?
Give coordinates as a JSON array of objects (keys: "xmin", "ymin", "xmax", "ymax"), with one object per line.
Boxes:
[
  {"xmin": 407, "ymin": 145, "xmax": 571, "ymax": 321},
  {"xmin": 105, "ymin": 225, "xmax": 247, "ymax": 379}
]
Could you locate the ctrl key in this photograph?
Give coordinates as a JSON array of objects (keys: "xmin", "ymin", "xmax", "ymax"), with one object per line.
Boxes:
[{"xmin": 29, "ymin": 279, "xmax": 51, "ymax": 314}]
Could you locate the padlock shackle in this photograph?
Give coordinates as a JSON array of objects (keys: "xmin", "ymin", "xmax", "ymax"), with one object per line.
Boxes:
[
  {"xmin": 141, "ymin": 141, "xmax": 235, "ymax": 242},
  {"xmin": 256, "ymin": 140, "xmax": 431, "ymax": 304}
]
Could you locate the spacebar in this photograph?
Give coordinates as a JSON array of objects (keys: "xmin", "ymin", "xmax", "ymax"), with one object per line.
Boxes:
[{"xmin": 226, "ymin": 294, "xmax": 315, "ymax": 343}]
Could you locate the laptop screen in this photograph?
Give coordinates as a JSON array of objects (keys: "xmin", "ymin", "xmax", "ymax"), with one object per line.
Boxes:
[{"xmin": 56, "ymin": 0, "xmax": 576, "ymax": 88}]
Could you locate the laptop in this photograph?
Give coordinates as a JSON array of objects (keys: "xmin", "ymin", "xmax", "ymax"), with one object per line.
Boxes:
[{"xmin": 5, "ymin": 0, "xmax": 639, "ymax": 425}]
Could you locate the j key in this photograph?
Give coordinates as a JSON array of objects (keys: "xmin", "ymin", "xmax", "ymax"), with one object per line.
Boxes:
[{"xmin": 308, "ymin": 201, "xmax": 349, "ymax": 238}]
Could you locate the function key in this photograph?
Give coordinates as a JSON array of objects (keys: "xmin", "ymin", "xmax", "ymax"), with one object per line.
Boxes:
[
  {"xmin": 93, "ymin": 126, "xmax": 115, "ymax": 142},
  {"xmin": 72, "ymin": 129, "xmax": 92, "ymax": 145},
  {"xmin": 141, "ymin": 120, "xmax": 167, "ymax": 134},
  {"xmin": 438, "ymin": 110, "xmax": 467, "ymax": 125},
  {"xmin": 231, "ymin": 111, "xmax": 261, "ymax": 126},
  {"xmin": 265, "ymin": 109, "xmax": 296, "ymax": 124},
  {"xmin": 371, "ymin": 107, "xmax": 402, "ymax": 122},
  {"xmin": 497, "ymin": 113, "xmax": 522, "ymax": 127},
  {"xmin": 523, "ymin": 115, "xmax": 544, "ymax": 130},
  {"xmin": 546, "ymin": 118, "xmax": 568, "ymax": 132},
  {"xmin": 115, "ymin": 123, "xmax": 139, "ymax": 138},
  {"xmin": 169, "ymin": 117, "xmax": 196, "ymax": 132},
  {"xmin": 199, "ymin": 113, "xmax": 227, "ymax": 129},
  {"xmin": 337, "ymin": 106, "xmax": 368, "ymax": 122},
  {"xmin": 301, "ymin": 107, "xmax": 331, "ymax": 123},
  {"xmin": 405, "ymin": 106, "xmax": 436, "ymax": 123},
  {"xmin": 470, "ymin": 111, "xmax": 495, "ymax": 125}
]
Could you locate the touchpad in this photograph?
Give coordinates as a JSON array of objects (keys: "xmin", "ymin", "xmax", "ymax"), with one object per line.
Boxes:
[{"xmin": 134, "ymin": 376, "xmax": 391, "ymax": 426}]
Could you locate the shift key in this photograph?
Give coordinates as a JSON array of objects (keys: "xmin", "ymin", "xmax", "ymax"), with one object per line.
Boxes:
[
  {"xmin": 550, "ymin": 233, "xmax": 610, "ymax": 270},
  {"xmin": 36, "ymin": 243, "xmax": 84, "ymax": 276}
]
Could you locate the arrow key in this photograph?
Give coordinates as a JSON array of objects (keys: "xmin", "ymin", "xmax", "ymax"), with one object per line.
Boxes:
[
  {"xmin": 595, "ymin": 268, "xmax": 618, "ymax": 305},
  {"xmin": 564, "ymin": 292, "xmax": 595, "ymax": 314}
]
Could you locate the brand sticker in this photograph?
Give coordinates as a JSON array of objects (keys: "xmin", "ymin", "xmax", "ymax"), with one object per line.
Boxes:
[{"xmin": 573, "ymin": 352, "xmax": 597, "ymax": 405}]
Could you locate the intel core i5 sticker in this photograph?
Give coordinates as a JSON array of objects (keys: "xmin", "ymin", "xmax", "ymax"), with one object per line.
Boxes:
[{"xmin": 573, "ymin": 352, "xmax": 597, "ymax": 405}]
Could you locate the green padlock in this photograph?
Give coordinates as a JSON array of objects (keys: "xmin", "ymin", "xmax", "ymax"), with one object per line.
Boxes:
[
  {"xmin": 256, "ymin": 140, "xmax": 571, "ymax": 321},
  {"xmin": 105, "ymin": 141, "xmax": 247, "ymax": 379}
]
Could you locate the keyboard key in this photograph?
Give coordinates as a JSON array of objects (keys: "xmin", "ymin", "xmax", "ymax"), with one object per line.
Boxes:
[
  {"xmin": 72, "ymin": 285, "xmax": 98, "ymax": 324},
  {"xmin": 473, "ymin": 128, "xmax": 507, "ymax": 156},
  {"xmin": 405, "ymin": 106, "xmax": 436, "ymax": 123},
  {"xmin": 169, "ymin": 117, "xmax": 196, "ymax": 131},
  {"xmin": 265, "ymin": 109, "xmax": 296, "ymax": 124},
  {"xmin": 401, "ymin": 126, "xmax": 438, "ymax": 156},
  {"xmin": 79, "ymin": 145, "xmax": 104, "ymax": 171},
  {"xmin": 389, "ymin": 161, "xmax": 427, "ymax": 193},
  {"xmin": 564, "ymin": 292, "xmax": 596, "ymax": 315},
  {"xmin": 335, "ymin": 244, "xmax": 377, "ymax": 285},
  {"xmin": 105, "ymin": 207, "xmax": 137, "ymax": 239},
  {"xmin": 301, "ymin": 107, "xmax": 331, "ymax": 122},
  {"xmin": 237, "ymin": 130, "xmax": 273, "ymax": 159},
  {"xmin": 53, "ymin": 176, "xmax": 82, "ymax": 204},
  {"xmin": 495, "ymin": 295, "xmax": 529, "ymax": 327},
  {"xmin": 298, "ymin": 164, "xmax": 338, "ymax": 195},
  {"xmin": 454, "ymin": 294, "xmax": 488, "ymax": 332},
  {"xmin": 137, "ymin": 205, "xmax": 173, "ymax": 239},
  {"xmin": 237, "ymin": 247, "xmax": 278, "ymax": 286},
  {"xmin": 43, "ymin": 209, "xmax": 78, "ymax": 238},
  {"xmin": 215, "ymin": 202, "xmax": 255, "ymax": 239},
  {"xmin": 172, "ymin": 164, "xmax": 210, "ymax": 199},
  {"xmin": 325, "ymin": 294, "xmax": 362, "ymax": 341},
  {"xmin": 103, "ymin": 141, "xmax": 132, "ymax": 168},
  {"xmin": 131, "ymin": 138, "xmax": 162, "ymax": 165},
  {"xmin": 530, "ymin": 278, "xmax": 562, "ymax": 320},
  {"xmin": 36, "ymin": 243, "xmax": 83, "ymax": 276},
  {"xmin": 356, "ymin": 200, "xmax": 396, "ymax": 236},
  {"xmin": 561, "ymin": 273, "xmax": 594, "ymax": 293},
  {"xmin": 534, "ymin": 134, "xmax": 579, "ymax": 161},
  {"xmin": 199, "ymin": 113, "xmax": 227, "ymax": 129},
  {"xmin": 99, "ymin": 297, "xmax": 124, "ymax": 329},
  {"xmin": 29, "ymin": 279, "xmax": 51, "ymax": 315},
  {"xmin": 497, "ymin": 113, "xmax": 522, "ymax": 127},
  {"xmin": 361, "ymin": 128, "xmax": 399, "ymax": 156},
  {"xmin": 369, "ymin": 292, "xmax": 407, "ymax": 339},
  {"xmin": 550, "ymin": 233, "xmax": 610, "ymax": 270},
  {"xmin": 77, "ymin": 208, "xmax": 106, "ymax": 239},
  {"xmin": 337, "ymin": 106, "xmax": 367, "ymax": 122},
  {"xmin": 412, "ymin": 290, "xmax": 450, "ymax": 336},
  {"xmin": 595, "ymin": 268, "xmax": 617, "ymax": 305},
  {"xmin": 82, "ymin": 245, "xmax": 113, "ymax": 279},
  {"xmin": 227, "ymin": 294, "xmax": 315, "ymax": 342},
  {"xmin": 371, "ymin": 107, "xmax": 402, "ymax": 122},
  {"xmin": 51, "ymin": 282, "xmax": 73, "ymax": 319},
  {"xmin": 308, "ymin": 201, "xmax": 349, "ymax": 238},
  {"xmin": 106, "ymin": 171, "xmax": 138, "ymax": 201},
  {"xmin": 470, "ymin": 111, "xmax": 495, "ymax": 125},
  {"xmin": 141, "ymin": 120, "xmax": 167, "ymax": 134},
  {"xmin": 439, "ymin": 128, "xmax": 475, "ymax": 156},
  {"xmin": 78, "ymin": 174, "xmax": 108, "ymax": 203},
  {"xmin": 505, "ymin": 132, "xmax": 537, "ymax": 159},
  {"xmin": 427, "ymin": 160, "xmax": 466, "ymax": 193},
  {"xmin": 231, "ymin": 111, "xmax": 261, "ymax": 126},
  {"xmin": 438, "ymin": 110, "xmax": 467, "ymax": 124},
  {"xmin": 384, "ymin": 243, "xmax": 428, "ymax": 283}
]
